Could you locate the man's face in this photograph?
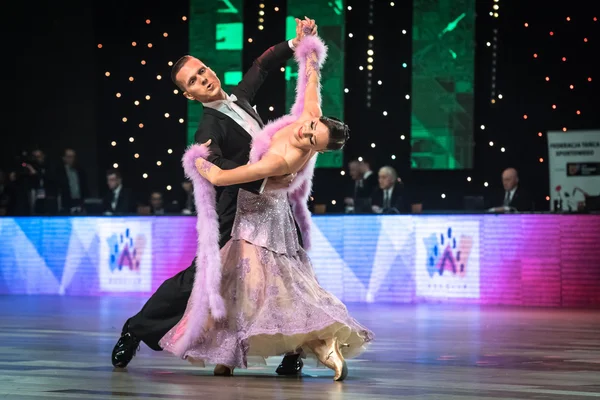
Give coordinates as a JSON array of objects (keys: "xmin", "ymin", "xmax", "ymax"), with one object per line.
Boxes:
[
  {"xmin": 63, "ymin": 149, "xmax": 76, "ymax": 166},
  {"xmin": 378, "ymin": 171, "xmax": 395, "ymax": 189},
  {"xmin": 107, "ymin": 174, "xmax": 120, "ymax": 191},
  {"xmin": 182, "ymin": 181, "xmax": 193, "ymax": 193},
  {"xmin": 32, "ymin": 150, "xmax": 45, "ymax": 165},
  {"xmin": 359, "ymin": 162, "xmax": 370, "ymax": 174},
  {"xmin": 176, "ymin": 57, "xmax": 222, "ymax": 103},
  {"xmin": 349, "ymin": 162, "xmax": 361, "ymax": 180},
  {"xmin": 502, "ymin": 171, "xmax": 518, "ymax": 191},
  {"xmin": 150, "ymin": 193, "xmax": 163, "ymax": 209}
]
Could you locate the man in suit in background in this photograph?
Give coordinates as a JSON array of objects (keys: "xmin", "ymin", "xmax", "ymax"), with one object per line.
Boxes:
[
  {"xmin": 112, "ymin": 17, "xmax": 317, "ymax": 376},
  {"xmin": 345, "ymin": 159, "xmax": 377, "ymax": 213},
  {"xmin": 372, "ymin": 166, "xmax": 404, "ymax": 214},
  {"xmin": 102, "ymin": 169, "xmax": 135, "ymax": 214},
  {"xmin": 57, "ymin": 148, "xmax": 88, "ymax": 213},
  {"xmin": 490, "ymin": 167, "xmax": 533, "ymax": 212}
]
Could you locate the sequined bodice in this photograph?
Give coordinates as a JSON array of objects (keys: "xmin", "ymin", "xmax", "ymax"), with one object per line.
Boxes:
[{"xmin": 231, "ymin": 190, "xmax": 300, "ymax": 255}]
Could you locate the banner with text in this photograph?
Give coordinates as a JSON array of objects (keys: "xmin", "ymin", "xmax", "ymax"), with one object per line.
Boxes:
[{"xmin": 547, "ymin": 130, "xmax": 600, "ymax": 211}]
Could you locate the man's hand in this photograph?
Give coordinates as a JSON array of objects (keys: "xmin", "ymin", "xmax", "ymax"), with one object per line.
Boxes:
[
  {"xmin": 292, "ymin": 17, "xmax": 318, "ymax": 47},
  {"xmin": 264, "ymin": 173, "xmax": 297, "ymax": 192}
]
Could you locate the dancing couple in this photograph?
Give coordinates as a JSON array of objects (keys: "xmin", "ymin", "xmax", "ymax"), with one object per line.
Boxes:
[{"xmin": 112, "ymin": 17, "xmax": 372, "ymax": 381}]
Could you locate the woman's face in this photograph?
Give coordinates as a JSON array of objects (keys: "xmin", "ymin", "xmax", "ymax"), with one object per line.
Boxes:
[{"xmin": 294, "ymin": 118, "xmax": 330, "ymax": 151}]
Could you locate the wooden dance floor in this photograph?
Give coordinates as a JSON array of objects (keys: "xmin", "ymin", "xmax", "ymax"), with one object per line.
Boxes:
[{"xmin": 1, "ymin": 296, "xmax": 599, "ymax": 399}]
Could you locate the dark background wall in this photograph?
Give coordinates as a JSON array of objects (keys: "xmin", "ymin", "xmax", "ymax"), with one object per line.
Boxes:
[
  {"xmin": 4, "ymin": 0, "xmax": 598, "ymax": 209},
  {"xmin": 5, "ymin": 0, "xmax": 98, "ymax": 194}
]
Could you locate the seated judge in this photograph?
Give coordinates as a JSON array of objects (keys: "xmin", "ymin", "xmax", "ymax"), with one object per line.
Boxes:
[
  {"xmin": 372, "ymin": 166, "xmax": 404, "ymax": 214},
  {"xmin": 102, "ymin": 169, "xmax": 136, "ymax": 214},
  {"xmin": 344, "ymin": 159, "xmax": 377, "ymax": 213},
  {"xmin": 489, "ymin": 167, "xmax": 533, "ymax": 212}
]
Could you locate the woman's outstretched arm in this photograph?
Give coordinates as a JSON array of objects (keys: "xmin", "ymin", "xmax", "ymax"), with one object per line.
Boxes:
[
  {"xmin": 195, "ymin": 141, "xmax": 289, "ymax": 186},
  {"xmin": 301, "ymin": 49, "xmax": 322, "ymax": 118}
]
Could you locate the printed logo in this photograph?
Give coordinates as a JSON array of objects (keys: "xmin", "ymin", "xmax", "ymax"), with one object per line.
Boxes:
[
  {"xmin": 424, "ymin": 227, "xmax": 473, "ymax": 279},
  {"xmin": 415, "ymin": 219, "xmax": 480, "ymax": 299},
  {"xmin": 99, "ymin": 220, "xmax": 152, "ymax": 292},
  {"xmin": 108, "ymin": 229, "xmax": 141, "ymax": 272}
]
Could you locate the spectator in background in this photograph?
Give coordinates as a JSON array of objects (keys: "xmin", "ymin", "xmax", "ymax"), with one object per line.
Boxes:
[
  {"xmin": 180, "ymin": 180, "xmax": 195, "ymax": 215},
  {"xmin": 57, "ymin": 148, "xmax": 88, "ymax": 214},
  {"xmin": 26, "ymin": 149, "xmax": 58, "ymax": 214},
  {"xmin": 149, "ymin": 191, "xmax": 165, "ymax": 215},
  {"xmin": 371, "ymin": 166, "xmax": 405, "ymax": 214},
  {"xmin": 489, "ymin": 167, "xmax": 533, "ymax": 212},
  {"xmin": 344, "ymin": 159, "xmax": 377, "ymax": 213},
  {"xmin": 102, "ymin": 169, "xmax": 135, "ymax": 214},
  {"xmin": 0, "ymin": 170, "xmax": 14, "ymax": 215}
]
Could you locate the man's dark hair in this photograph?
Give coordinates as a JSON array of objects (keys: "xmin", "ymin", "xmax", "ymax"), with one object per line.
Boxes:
[
  {"xmin": 171, "ymin": 55, "xmax": 192, "ymax": 91},
  {"xmin": 106, "ymin": 169, "xmax": 121, "ymax": 179},
  {"xmin": 320, "ymin": 116, "xmax": 350, "ymax": 151}
]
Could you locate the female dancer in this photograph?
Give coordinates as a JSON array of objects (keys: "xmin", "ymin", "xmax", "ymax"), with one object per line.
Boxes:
[{"xmin": 160, "ymin": 29, "xmax": 373, "ymax": 381}]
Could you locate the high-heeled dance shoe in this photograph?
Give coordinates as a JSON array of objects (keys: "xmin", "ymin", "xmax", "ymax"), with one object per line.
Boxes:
[
  {"xmin": 308, "ymin": 337, "xmax": 348, "ymax": 381},
  {"xmin": 214, "ymin": 364, "xmax": 234, "ymax": 376}
]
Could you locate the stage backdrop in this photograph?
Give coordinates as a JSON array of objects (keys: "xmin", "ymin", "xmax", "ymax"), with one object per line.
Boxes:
[
  {"xmin": 0, "ymin": 215, "xmax": 599, "ymax": 307},
  {"xmin": 547, "ymin": 130, "xmax": 600, "ymax": 212}
]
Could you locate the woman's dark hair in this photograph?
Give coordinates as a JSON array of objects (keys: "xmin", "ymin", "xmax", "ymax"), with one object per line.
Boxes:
[{"xmin": 319, "ymin": 116, "xmax": 350, "ymax": 151}]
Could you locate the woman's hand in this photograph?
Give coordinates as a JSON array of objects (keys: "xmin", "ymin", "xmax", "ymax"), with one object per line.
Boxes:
[
  {"xmin": 292, "ymin": 17, "xmax": 318, "ymax": 47},
  {"xmin": 195, "ymin": 140, "xmax": 222, "ymax": 184}
]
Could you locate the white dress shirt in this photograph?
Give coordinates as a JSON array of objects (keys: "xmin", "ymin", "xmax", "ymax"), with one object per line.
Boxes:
[
  {"xmin": 383, "ymin": 186, "xmax": 394, "ymax": 209},
  {"xmin": 65, "ymin": 165, "xmax": 81, "ymax": 200},
  {"xmin": 111, "ymin": 185, "xmax": 122, "ymax": 211},
  {"xmin": 204, "ymin": 93, "xmax": 262, "ymax": 139},
  {"xmin": 503, "ymin": 187, "xmax": 517, "ymax": 208}
]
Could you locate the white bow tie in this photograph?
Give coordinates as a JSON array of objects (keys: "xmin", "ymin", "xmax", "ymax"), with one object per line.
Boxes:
[{"xmin": 225, "ymin": 94, "xmax": 238, "ymax": 103}]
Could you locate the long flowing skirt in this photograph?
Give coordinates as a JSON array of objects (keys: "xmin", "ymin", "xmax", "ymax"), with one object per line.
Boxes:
[{"xmin": 160, "ymin": 238, "xmax": 373, "ymax": 368}]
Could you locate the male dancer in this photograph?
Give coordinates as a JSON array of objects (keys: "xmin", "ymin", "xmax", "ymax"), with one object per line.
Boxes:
[{"xmin": 112, "ymin": 17, "xmax": 317, "ymax": 376}]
